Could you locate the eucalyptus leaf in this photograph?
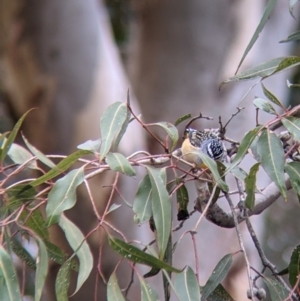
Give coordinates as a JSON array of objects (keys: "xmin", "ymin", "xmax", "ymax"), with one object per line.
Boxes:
[
  {"xmin": 106, "ymin": 152, "xmax": 136, "ymax": 176},
  {"xmin": 59, "ymin": 214, "xmax": 93, "ymax": 294},
  {"xmin": 77, "ymin": 139, "xmax": 101, "ymax": 153},
  {"xmin": 257, "ymin": 129, "xmax": 287, "ymax": 200},
  {"xmin": 150, "ymin": 122, "xmax": 179, "ymax": 151},
  {"xmin": 285, "ymin": 162, "xmax": 300, "ymax": 196},
  {"xmin": 7, "ymin": 143, "xmax": 37, "ymax": 169},
  {"xmin": 99, "ymin": 102, "xmax": 128, "ymax": 161},
  {"xmin": 46, "ymin": 168, "xmax": 85, "ymax": 226},
  {"xmin": 107, "ymin": 272, "xmax": 126, "ymax": 301},
  {"xmin": 146, "ymin": 166, "xmax": 171, "ymax": 259},
  {"xmin": 174, "ymin": 266, "xmax": 200, "ymax": 301},
  {"xmin": 253, "ymin": 98, "xmax": 277, "ymax": 115},
  {"xmin": 280, "ymin": 30, "xmax": 300, "ymax": 43},
  {"xmin": 55, "ymin": 260, "xmax": 72, "ymax": 301},
  {"xmin": 201, "ymin": 254, "xmax": 233, "ymax": 301},
  {"xmin": 174, "ymin": 114, "xmax": 192, "ymax": 127},
  {"xmin": 288, "ymin": 245, "xmax": 300, "ymax": 288},
  {"xmin": 261, "ymin": 83, "xmax": 284, "ymax": 108},
  {"xmin": 138, "ymin": 275, "xmax": 159, "ymax": 301},
  {"xmin": 108, "ymin": 236, "xmax": 181, "ymax": 273},
  {"xmin": 282, "ymin": 116, "xmax": 300, "ymax": 142},
  {"xmin": 133, "ymin": 174, "xmax": 153, "ymax": 224},
  {"xmin": 0, "ymin": 246, "xmax": 22, "ymax": 301},
  {"xmin": 244, "ymin": 163, "xmax": 260, "ymax": 210},
  {"xmin": 176, "ymin": 182, "xmax": 189, "ymax": 221},
  {"xmin": 263, "ymin": 277, "xmax": 289, "ymax": 301}
]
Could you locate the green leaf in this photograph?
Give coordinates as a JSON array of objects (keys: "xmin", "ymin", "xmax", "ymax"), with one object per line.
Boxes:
[
  {"xmin": 205, "ymin": 284, "xmax": 235, "ymax": 301},
  {"xmin": 108, "ymin": 236, "xmax": 181, "ymax": 273},
  {"xmin": 99, "ymin": 102, "xmax": 128, "ymax": 161},
  {"xmin": 222, "ymin": 57, "xmax": 297, "ymax": 85},
  {"xmin": 253, "ymin": 98, "xmax": 277, "ymax": 115},
  {"xmin": 133, "ymin": 174, "xmax": 153, "ymax": 224},
  {"xmin": 244, "ymin": 163, "xmax": 260, "ymax": 210},
  {"xmin": 261, "ymin": 83, "xmax": 284, "ymax": 108},
  {"xmin": 146, "ymin": 166, "xmax": 171, "ymax": 259},
  {"xmin": 6, "ymin": 184, "xmax": 36, "ymax": 208},
  {"xmin": 270, "ymin": 56, "xmax": 300, "ymax": 77},
  {"xmin": 0, "ymin": 246, "xmax": 22, "ymax": 301},
  {"xmin": 289, "ymin": 0, "xmax": 299, "ymax": 18},
  {"xmin": 11, "ymin": 239, "xmax": 36, "ymax": 269},
  {"xmin": 55, "ymin": 260, "xmax": 72, "ymax": 301},
  {"xmin": 107, "ymin": 203, "xmax": 122, "ymax": 214},
  {"xmin": 77, "ymin": 139, "xmax": 101, "ymax": 153},
  {"xmin": 25, "ymin": 209, "xmax": 49, "ymax": 240},
  {"xmin": 22, "ymin": 133, "xmax": 56, "ymax": 169},
  {"xmin": 189, "ymin": 151, "xmax": 228, "ymax": 191},
  {"xmin": 138, "ymin": 275, "xmax": 159, "ymax": 301},
  {"xmin": 7, "ymin": 143, "xmax": 37, "ymax": 169},
  {"xmin": 174, "ymin": 266, "xmax": 200, "ymax": 301},
  {"xmin": 288, "ymin": 245, "xmax": 300, "ymax": 288},
  {"xmin": 107, "ymin": 272, "xmax": 126, "ymax": 301},
  {"xmin": 35, "ymin": 237, "xmax": 49, "ymax": 301},
  {"xmin": 58, "ymin": 214, "xmax": 93, "ymax": 294},
  {"xmin": 282, "ymin": 116, "xmax": 300, "ymax": 142},
  {"xmin": 201, "ymin": 254, "xmax": 233, "ymax": 301},
  {"xmin": 174, "ymin": 114, "xmax": 192, "ymax": 127},
  {"xmin": 257, "ymin": 129, "xmax": 287, "ymax": 200},
  {"xmin": 285, "ymin": 162, "xmax": 300, "ymax": 196},
  {"xmin": 226, "ymin": 165, "xmax": 248, "ymax": 181},
  {"xmin": 151, "ymin": 122, "xmax": 179, "ymax": 151},
  {"xmin": 176, "ymin": 182, "xmax": 189, "ymax": 221},
  {"xmin": 235, "ymin": 0, "xmax": 277, "ymax": 73},
  {"xmin": 44, "ymin": 240, "xmax": 78, "ymax": 271},
  {"xmin": 280, "ymin": 30, "xmax": 300, "ymax": 43},
  {"xmin": 227, "ymin": 126, "xmax": 263, "ymax": 173},
  {"xmin": 46, "ymin": 168, "xmax": 85, "ymax": 226},
  {"xmin": 263, "ymin": 277, "xmax": 289, "ymax": 301},
  {"xmin": 0, "ymin": 109, "xmax": 33, "ymax": 163},
  {"xmin": 106, "ymin": 152, "xmax": 136, "ymax": 176},
  {"xmin": 30, "ymin": 150, "xmax": 91, "ymax": 187}
]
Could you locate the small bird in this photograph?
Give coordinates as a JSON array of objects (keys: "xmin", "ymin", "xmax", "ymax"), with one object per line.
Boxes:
[{"xmin": 181, "ymin": 128, "xmax": 225, "ymax": 168}]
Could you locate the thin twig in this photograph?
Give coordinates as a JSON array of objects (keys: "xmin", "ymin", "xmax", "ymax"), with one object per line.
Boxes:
[{"xmin": 224, "ymin": 192, "xmax": 254, "ymax": 301}]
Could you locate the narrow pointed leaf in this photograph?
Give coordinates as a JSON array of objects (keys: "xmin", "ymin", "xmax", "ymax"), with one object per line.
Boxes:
[
  {"xmin": 30, "ymin": 150, "xmax": 91, "ymax": 187},
  {"xmin": 222, "ymin": 57, "xmax": 291, "ymax": 85},
  {"xmin": 77, "ymin": 139, "xmax": 101, "ymax": 153},
  {"xmin": 107, "ymin": 272, "xmax": 126, "ymax": 301},
  {"xmin": 288, "ymin": 245, "xmax": 300, "ymax": 288},
  {"xmin": 106, "ymin": 152, "xmax": 136, "ymax": 176},
  {"xmin": 245, "ymin": 163, "xmax": 260, "ymax": 210},
  {"xmin": 7, "ymin": 143, "xmax": 37, "ymax": 169},
  {"xmin": 55, "ymin": 260, "xmax": 72, "ymax": 301},
  {"xmin": 133, "ymin": 174, "xmax": 153, "ymax": 224},
  {"xmin": 175, "ymin": 114, "xmax": 192, "ymax": 127},
  {"xmin": 235, "ymin": 0, "xmax": 277, "ymax": 73},
  {"xmin": 0, "ymin": 109, "xmax": 33, "ymax": 162},
  {"xmin": 282, "ymin": 116, "xmax": 300, "ymax": 142},
  {"xmin": 227, "ymin": 126, "xmax": 263, "ymax": 173},
  {"xmin": 139, "ymin": 275, "xmax": 159, "ymax": 301},
  {"xmin": 11, "ymin": 239, "xmax": 36, "ymax": 269},
  {"xmin": 205, "ymin": 284, "xmax": 235, "ymax": 301},
  {"xmin": 0, "ymin": 246, "xmax": 22, "ymax": 301},
  {"xmin": 46, "ymin": 168, "xmax": 84, "ymax": 226},
  {"xmin": 108, "ymin": 236, "xmax": 181, "ymax": 273},
  {"xmin": 285, "ymin": 162, "xmax": 300, "ymax": 196},
  {"xmin": 22, "ymin": 133, "xmax": 56, "ymax": 169},
  {"xmin": 113, "ymin": 104, "xmax": 131, "ymax": 150},
  {"xmin": 100, "ymin": 102, "xmax": 128, "ymax": 161},
  {"xmin": 268, "ymin": 56, "xmax": 300, "ymax": 78},
  {"xmin": 174, "ymin": 266, "xmax": 200, "ymax": 301},
  {"xmin": 151, "ymin": 122, "xmax": 179, "ymax": 151},
  {"xmin": 35, "ymin": 237, "xmax": 49, "ymax": 301},
  {"xmin": 201, "ymin": 254, "xmax": 233, "ymax": 301},
  {"xmin": 59, "ymin": 214, "xmax": 93, "ymax": 294},
  {"xmin": 146, "ymin": 166, "xmax": 171, "ymax": 258},
  {"xmin": 261, "ymin": 83, "xmax": 284, "ymax": 108},
  {"xmin": 176, "ymin": 183, "xmax": 189, "ymax": 221},
  {"xmin": 257, "ymin": 130, "xmax": 287, "ymax": 200},
  {"xmin": 253, "ymin": 98, "xmax": 277, "ymax": 115},
  {"xmin": 190, "ymin": 151, "xmax": 228, "ymax": 191},
  {"xmin": 263, "ymin": 277, "xmax": 289, "ymax": 301},
  {"xmin": 280, "ymin": 30, "xmax": 300, "ymax": 43},
  {"xmin": 107, "ymin": 203, "xmax": 122, "ymax": 214},
  {"xmin": 25, "ymin": 209, "xmax": 49, "ymax": 240}
]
